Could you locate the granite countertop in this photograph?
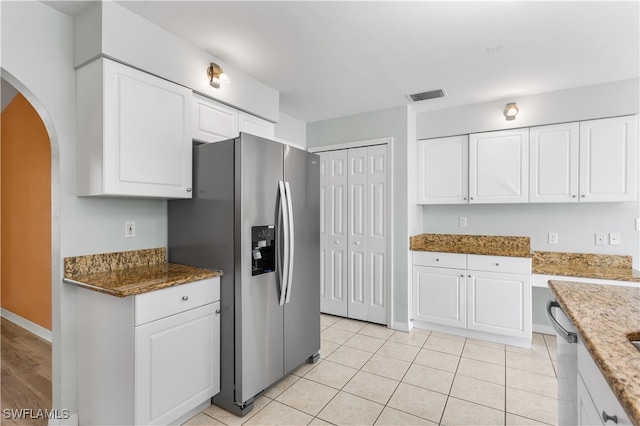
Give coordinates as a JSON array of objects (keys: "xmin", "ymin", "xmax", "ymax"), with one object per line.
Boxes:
[
  {"xmin": 533, "ymin": 251, "xmax": 640, "ymax": 283},
  {"xmin": 548, "ymin": 280, "xmax": 640, "ymax": 426},
  {"xmin": 410, "ymin": 234, "xmax": 640, "ymax": 282},
  {"xmin": 63, "ymin": 248, "xmax": 222, "ymax": 297},
  {"xmin": 409, "ymin": 234, "xmax": 531, "ymax": 257}
]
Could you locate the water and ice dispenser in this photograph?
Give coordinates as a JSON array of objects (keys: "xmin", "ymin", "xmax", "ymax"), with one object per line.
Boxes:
[{"xmin": 251, "ymin": 225, "xmax": 276, "ymax": 276}]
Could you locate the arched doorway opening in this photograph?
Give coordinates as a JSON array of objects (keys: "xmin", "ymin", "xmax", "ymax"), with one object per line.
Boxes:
[{"xmin": 1, "ymin": 71, "xmax": 60, "ymax": 420}]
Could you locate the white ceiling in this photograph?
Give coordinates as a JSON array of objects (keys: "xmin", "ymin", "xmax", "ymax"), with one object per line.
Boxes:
[{"xmin": 43, "ymin": 1, "xmax": 640, "ymax": 124}]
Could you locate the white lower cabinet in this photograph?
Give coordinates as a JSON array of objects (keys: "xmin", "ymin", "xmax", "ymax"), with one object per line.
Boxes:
[
  {"xmin": 78, "ymin": 278, "xmax": 221, "ymax": 426},
  {"xmin": 577, "ymin": 339, "xmax": 632, "ymax": 425},
  {"xmin": 135, "ymin": 303, "xmax": 219, "ymax": 425},
  {"xmin": 412, "ymin": 252, "xmax": 532, "ymax": 343},
  {"xmin": 467, "ymin": 270, "xmax": 531, "ymax": 338}
]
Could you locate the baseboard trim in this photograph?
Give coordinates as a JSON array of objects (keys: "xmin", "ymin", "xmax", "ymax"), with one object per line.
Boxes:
[
  {"xmin": 390, "ymin": 320, "xmax": 411, "ymax": 332},
  {"xmin": 1, "ymin": 308, "xmax": 52, "ymax": 342},
  {"xmin": 532, "ymin": 323, "xmax": 555, "ymax": 336}
]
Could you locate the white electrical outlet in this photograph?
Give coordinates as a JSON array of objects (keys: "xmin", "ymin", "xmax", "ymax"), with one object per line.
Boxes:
[
  {"xmin": 609, "ymin": 233, "xmax": 620, "ymax": 245},
  {"xmin": 548, "ymin": 233, "xmax": 558, "ymax": 244},
  {"xmin": 459, "ymin": 217, "xmax": 467, "ymax": 228},
  {"xmin": 595, "ymin": 233, "xmax": 606, "ymax": 246},
  {"xmin": 125, "ymin": 221, "xmax": 136, "ymax": 238}
]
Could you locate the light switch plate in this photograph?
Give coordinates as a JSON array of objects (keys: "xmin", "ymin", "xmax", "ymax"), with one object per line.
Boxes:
[
  {"xmin": 548, "ymin": 233, "xmax": 558, "ymax": 244},
  {"xmin": 125, "ymin": 221, "xmax": 136, "ymax": 238},
  {"xmin": 595, "ymin": 233, "xmax": 606, "ymax": 246}
]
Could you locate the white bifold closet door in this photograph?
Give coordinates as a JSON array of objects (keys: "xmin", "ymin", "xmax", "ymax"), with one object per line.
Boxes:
[{"xmin": 319, "ymin": 145, "xmax": 388, "ymax": 325}]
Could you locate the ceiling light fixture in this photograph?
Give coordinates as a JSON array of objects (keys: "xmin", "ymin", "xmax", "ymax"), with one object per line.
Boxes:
[
  {"xmin": 207, "ymin": 62, "xmax": 229, "ymax": 89},
  {"xmin": 503, "ymin": 102, "xmax": 519, "ymax": 121}
]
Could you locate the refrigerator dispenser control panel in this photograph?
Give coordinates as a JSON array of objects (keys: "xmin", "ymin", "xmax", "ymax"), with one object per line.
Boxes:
[{"xmin": 251, "ymin": 225, "xmax": 276, "ymax": 276}]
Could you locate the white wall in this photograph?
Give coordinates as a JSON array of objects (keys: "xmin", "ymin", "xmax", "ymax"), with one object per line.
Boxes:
[
  {"xmin": 275, "ymin": 111, "xmax": 307, "ymax": 147},
  {"xmin": 307, "ymin": 106, "xmax": 410, "ymax": 328},
  {"xmin": 416, "ymin": 80, "xmax": 640, "ymax": 269},
  {"xmin": 74, "ymin": 1, "xmax": 279, "ymax": 122},
  {"xmin": 1, "ymin": 1, "xmax": 167, "ymax": 414}
]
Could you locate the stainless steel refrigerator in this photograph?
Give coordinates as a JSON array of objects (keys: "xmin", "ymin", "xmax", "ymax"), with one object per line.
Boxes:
[{"xmin": 168, "ymin": 133, "xmax": 320, "ymax": 416}]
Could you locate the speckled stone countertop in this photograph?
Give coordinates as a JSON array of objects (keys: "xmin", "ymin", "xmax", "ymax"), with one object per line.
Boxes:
[
  {"xmin": 409, "ymin": 234, "xmax": 531, "ymax": 257},
  {"xmin": 549, "ymin": 280, "xmax": 640, "ymax": 425},
  {"xmin": 63, "ymin": 248, "xmax": 222, "ymax": 297},
  {"xmin": 410, "ymin": 234, "xmax": 640, "ymax": 282},
  {"xmin": 534, "ymin": 251, "xmax": 640, "ymax": 282}
]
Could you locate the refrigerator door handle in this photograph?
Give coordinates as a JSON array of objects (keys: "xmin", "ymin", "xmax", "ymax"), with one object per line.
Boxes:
[
  {"xmin": 278, "ymin": 181, "xmax": 289, "ymax": 306},
  {"xmin": 284, "ymin": 181, "xmax": 295, "ymax": 303}
]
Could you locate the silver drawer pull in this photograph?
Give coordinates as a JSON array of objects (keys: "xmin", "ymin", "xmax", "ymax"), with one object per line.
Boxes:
[
  {"xmin": 436, "ymin": 258, "xmax": 440, "ymax": 262},
  {"xmin": 495, "ymin": 263, "xmax": 499, "ymax": 266},
  {"xmin": 182, "ymin": 296, "xmax": 189, "ymax": 301},
  {"xmin": 215, "ymin": 309, "xmax": 221, "ymax": 314}
]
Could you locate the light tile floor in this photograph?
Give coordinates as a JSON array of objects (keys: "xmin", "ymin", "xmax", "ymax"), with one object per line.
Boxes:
[{"xmin": 184, "ymin": 315, "xmax": 558, "ymax": 426}]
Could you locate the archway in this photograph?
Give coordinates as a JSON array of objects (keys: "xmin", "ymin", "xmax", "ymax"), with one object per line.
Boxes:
[{"xmin": 1, "ymin": 70, "xmax": 61, "ymax": 418}]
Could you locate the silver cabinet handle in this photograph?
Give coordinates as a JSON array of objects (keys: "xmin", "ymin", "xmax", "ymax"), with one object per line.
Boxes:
[
  {"xmin": 186, "ymin": 188, "xmax": 192, "ymax": 192},
  {"xmin": 182, "ymin": 296, "xmax": 189, "ymax": 301},
  {"xmin": 355, "ymin": 241, "xmax": 361, "ymax": 245},
  {"xmin": 572, "ymin": 195, "xmax": 576, "ymax": 198},
  {"xmin": 435, "ymin": 258, "xmax": 440, "ymax": 262},
  {"xmin": 545, "ymin": 300, "xmax": 577, "ymax": 343},
  {"xmin": 602, "ymin": 412, "xmax": 618, "ymax": 424},
  {"xmin": 334, "ymin": 240, "xmax": 340, "ymax": 244},
  {"xmin": 495, "ymin": 263, "xmax": 499, "ymax": 266},
  {"xmin": 581, "ymin": 194, "xmax": 586, "ymax": 198},
  {"xmin": 215, "ymin": 309, "xmax": 221, "ymax": 314}
]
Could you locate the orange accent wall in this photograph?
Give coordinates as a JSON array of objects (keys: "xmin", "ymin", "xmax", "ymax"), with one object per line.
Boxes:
[{"xmin": 1, "ymin": 93, "xmax": 52, "ymax": 330}]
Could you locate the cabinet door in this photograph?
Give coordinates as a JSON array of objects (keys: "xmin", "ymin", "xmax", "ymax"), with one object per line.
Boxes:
[
  {"xmin": 320, "ymin": 150, "xmax": 348, "ymax": 317},
  {"xmin": 418, "ymin": 136, "xmax": 469, "ymax": 204},
  {"xmin": 530, "ymin": 123, "xmax": 580, "ymax": 202},
  {"xmin": 103, "ymin": 59, "xmax": 193, "ymax": 198},
  {"xmin": 192, "ymin": 93, "xmax": 239, "ymax": 143},
  {"xmin": 469, "ymin": 129, "xmax": 529, "ymax": 203},
  {"xmin": 579, "ymin": 115, "xmax": 638, "ymax": 202},
  {"xmin": 467, "ymin": 271, "xmax": 531, "ymax": 338},
  {"xmin": 135, "ymin": 302, "xmax": 220, "ymax": 425},
  {"xmin": 577, "ymin": 373, "xmax": 604, "ymax": 426},
  {"xmin": 412, "ymin": 266, "xmax": 466, "ymax": 328},
  {"xmin": 239, "ymin": 111, "xmax": 275, "ymax": 139}
]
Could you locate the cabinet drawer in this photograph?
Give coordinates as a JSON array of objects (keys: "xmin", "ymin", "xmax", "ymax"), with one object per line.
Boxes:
[
  {"xmin": 135, "ymin": 277, "xmax": 220, "ymax": 326},
  {"xmin": 578, "ymin": 340, "xmax": 632, "ymax": 425},
  {"xmin": 467, "ymin": 254, "xmax": 531, "ymax": 274},
  {"xmin": 413, "ymin": 251, "xmax": 466, "ymax": 269}
]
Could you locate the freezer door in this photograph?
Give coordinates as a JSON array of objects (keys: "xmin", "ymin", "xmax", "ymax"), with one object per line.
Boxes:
[
  {"xmin": 283, "ymin": 145, "xmax": 321, "ymax": 374},
  {"xmin": 236, "ymin": 134, "xmax": 285, "ymax": 403}
]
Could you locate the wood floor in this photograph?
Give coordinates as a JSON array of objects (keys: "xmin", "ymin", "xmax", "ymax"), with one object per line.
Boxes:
[{"xmin": 1, "ymin": 318, "xmax": 52, "ymax": 426}]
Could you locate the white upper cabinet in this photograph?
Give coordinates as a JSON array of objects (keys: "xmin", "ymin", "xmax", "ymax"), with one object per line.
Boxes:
[
  {"xmin": 77, "ymin": 58, "xmax": 193, "ymax": 198},
  {"xmin": 192, "ymin": 95, "xmax": 275, "ymax": 143},
  {"xmin": 238, "ymin": 111, "xmax": 275, "ymax": 139},
  {"xmin": 418, "ymin": 135, "xmax": 469, "ymax": 204},
  {"xmin": 530, "ymin": 122, "xmax": 580, "ymax": 202},
  {"xmin": 579, "ymin": 115, "xmax": 637, "ymax": 202},
  {"xmin": 192, "ymin": 94, "xmax": 239, "ymax": 143},
  {"xmin": 469, "ymin": 129, "xmax": 529, "ymax": 203}
]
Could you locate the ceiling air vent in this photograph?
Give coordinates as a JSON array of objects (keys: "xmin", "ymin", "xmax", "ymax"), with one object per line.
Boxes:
[{"xmin": 408, "ymin": 89, "xmax": 446, "ymax": 102}]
